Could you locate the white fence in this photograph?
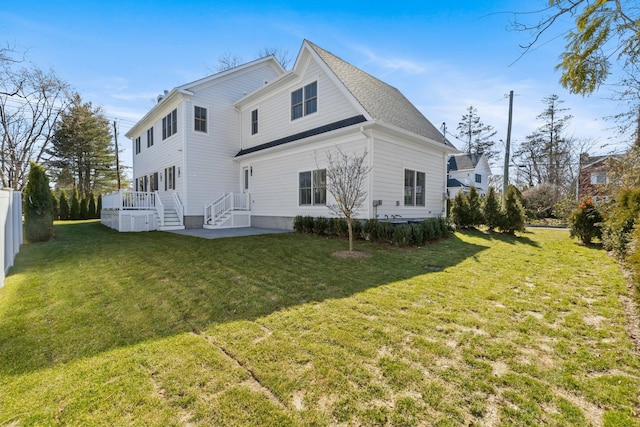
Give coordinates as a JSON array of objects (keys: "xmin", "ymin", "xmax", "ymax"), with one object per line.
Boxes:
[{"xmin": 0, "ymin": 189, "xmax": 23, "ymax": 286}]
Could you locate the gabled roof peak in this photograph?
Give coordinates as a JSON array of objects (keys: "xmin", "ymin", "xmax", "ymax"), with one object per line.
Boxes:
[{"xmin": 302, "ymin": 40, "xmax": 454, "ymax": 147}]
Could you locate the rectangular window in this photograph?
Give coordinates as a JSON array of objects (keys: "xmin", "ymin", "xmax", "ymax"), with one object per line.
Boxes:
[
  {"xmin": 404, "ymin": 169, "xmax": 426, "ymax": 206},
  {"xmin": 194, "ymin": 106, "xmax": 207, "ymax": 132},
  {"xmin": 165, "ymin": 166, "xmax": 175, "ymax": 190},
  {"xmin": 162, "ymin": 109, "xmax": 177, "ymax": 140},
  {"xmin": 299, "ymin": 169, "xmax": 326, "ymax": 206},
  {"xmin": 475, "ymin": 173, "xmax": 481, "ymax": 184},
  {"xmin": 251, "ymin": 109, "xmax": 258, "ymax": 135},
  {"xmin": 591, "ymin": 172, "xmax": 607, "ymax": 185},
  {"xmin": 147, "ymin": 127, "xmax": 154, "ymax": 147},
  {"xmin": 305, "ymin": 81, "xmax": 317, "ymax": 115},
  {"xmin": 291, "ymin": 81, "xmax": 318, "ymax": 120},
  {"xmin": 135, "ymin": 137, "xmax": 141, "ymax": 154},
  {"xmin": 137, "ymin": 176, "xmax": 145, "ymax": 192},
  {"xmin": 291, "ymin": 88, "xmax": 303, "ymax": 120}
]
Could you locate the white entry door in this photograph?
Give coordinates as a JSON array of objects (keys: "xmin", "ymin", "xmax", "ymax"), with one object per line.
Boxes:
[{"xmin": 243, "ymin": 167, "xmax": 250, "ymax": 193}]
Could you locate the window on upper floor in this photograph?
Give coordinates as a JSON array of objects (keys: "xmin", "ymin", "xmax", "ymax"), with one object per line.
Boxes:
[
  {"xmin": 404, "ymin": 169, "xmax": 426, "ymax": 207},
  {"xmin": 291, "ymin": 81, "xmax": 317, "ymax": 120},
  {"xmin": 251, "ymin": 109, "xmax": 258, "ymax": 135},
  {"xmin": 162, "ymin": 109, "xmax": 177, "ymax": 140},
  {"xmin": 299, "ymin": 169, "xmax": 326, "ymax": 206},
  {"xmin": 147, "ymin": 127, "xmax": 154, "ymax": 148},
  {"xmin": 194, "ymin": 106, "xmax": 207, "ymax": 133},
  {"xmin": 135, "ymin": 137, "xmax": 141, "ymax": 154},
  {"xmin": 475, "ymin": 173, "xmax": 482, "ymax": 184}
]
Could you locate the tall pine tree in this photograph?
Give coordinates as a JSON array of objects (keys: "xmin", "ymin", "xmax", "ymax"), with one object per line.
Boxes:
[
  {"xmin": 456, "ymin": 106, "xmax": 498, "ymax": 160},
  {"xmin": 48, "ymin": 93, "xmax": 120, "ymax": 198}
]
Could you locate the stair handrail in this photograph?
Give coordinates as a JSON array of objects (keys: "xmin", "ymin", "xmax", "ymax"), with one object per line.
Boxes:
[
  {"xmin": 204, "ymin": 192, "xmax": 227, "ymax": 224},
  {"xmin": 172, "ymin": 192, "xmax": 184, "ymax": 226},
  {"xmin": 154, "ymin": 191, "xmax": 164, "ymax": 226}
]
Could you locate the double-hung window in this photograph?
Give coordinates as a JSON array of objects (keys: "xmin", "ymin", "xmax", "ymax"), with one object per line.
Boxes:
[
  {"xmin": 404, "ymin": 169, "xmax": 426, "ymax": 206},
  {"xmin": 194, "ymin": 106, "xmax": 207, "ymax": 132},
  {"xmin": 135, "ymin": 137, "xmax": 141, "ymax": 154},
  {"xmin": 162, "ymin": 109, "xmax": 177, "ymax": 140},
  {"xmin": 147, "ymin": 127, "xmax": 154, "ymax": 148},
  {"xmin": 251, "ymin": 109, "xmax": 258, "ymax": 135},
  {"xmin": 475, "ymin": 173, "xmax": 481, "ymax": 184},
  {"xmin": 291, "ymin": 81, "xmax": 317, "ymax": 120},
  {"xmin": 299, "ymin": 169, "xmax": 326, "ymax": 206}
]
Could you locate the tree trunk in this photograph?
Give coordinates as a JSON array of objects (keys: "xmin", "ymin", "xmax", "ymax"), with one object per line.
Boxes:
[{"xmin": 347, "ymin": 217, "xmax": 353, "ymax": 253}]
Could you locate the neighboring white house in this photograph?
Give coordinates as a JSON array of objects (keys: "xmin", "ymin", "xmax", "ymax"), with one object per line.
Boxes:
[
  {"xmin": 103, "ymin": 40, "xmax": 458, "ymax": 231},
  {"xmin": 447, "ymin": 152, "xmax": 492, "ymax": 198}
]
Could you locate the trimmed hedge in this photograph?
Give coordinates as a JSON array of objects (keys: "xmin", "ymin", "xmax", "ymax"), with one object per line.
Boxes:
[{"xmin": 294, "ymin": 216, "xmax": 452, "ymax": 247}]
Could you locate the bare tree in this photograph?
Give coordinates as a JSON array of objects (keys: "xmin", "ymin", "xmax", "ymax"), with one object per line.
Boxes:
[
  {"xmin": 216, "ymin": 52, "xmax": 244, "ymax": 72},
  {"xmin": 216, "ymin": 46, "xmax": 292, "ymax": 73},
  {"xmin": 256, "ymin": 47, "xmax": 291, "ymax": 70},
  {"xmin": 324, "ymin": 148, "xmax": 370, "ymax": 253},
  {"xmin": 0, "ymin": 65, "xmax": 70, "ymax": 190}
]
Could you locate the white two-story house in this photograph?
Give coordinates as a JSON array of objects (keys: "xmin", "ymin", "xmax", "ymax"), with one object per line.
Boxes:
[
  {"xmin": 102, "ymin": 40, "xmax": 458, "ymax": 231},
  {"xmin": 447, "ymin": 152, "xmax": 492, "ymax": 199}
]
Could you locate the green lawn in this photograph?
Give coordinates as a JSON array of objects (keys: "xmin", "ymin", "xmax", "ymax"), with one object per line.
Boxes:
[{"xmin": 1, "ymin": 221, "xmax": 639, "ymax": 426}]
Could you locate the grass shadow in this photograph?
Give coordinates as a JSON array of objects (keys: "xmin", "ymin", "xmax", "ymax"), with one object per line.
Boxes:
[{"xmin": 0, "ymin": 221, "xmax": 491, "ymax": 376}]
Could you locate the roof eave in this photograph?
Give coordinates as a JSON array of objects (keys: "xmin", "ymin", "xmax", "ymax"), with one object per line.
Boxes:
[{"xmin": 125, "ymin": 89, "xmax": 191, "ymax": 138}]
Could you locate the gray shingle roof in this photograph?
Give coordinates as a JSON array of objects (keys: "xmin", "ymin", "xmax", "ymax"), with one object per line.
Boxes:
[
  {"xmin": 306, "ymin": 41, "xmax": 454, "ymax": 148},
  {"xmin": 448, "ymin": 152, "xmax": 484, "ymax": 172}
]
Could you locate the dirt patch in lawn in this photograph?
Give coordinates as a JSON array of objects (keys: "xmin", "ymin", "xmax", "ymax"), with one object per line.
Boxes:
[
  {"xmin": 619, "ymin": 266, "xmax": 640, "ymax": 354},
  {"xmin": 331, "ymin": 250, "xmax": 371, "ymax": 259}
]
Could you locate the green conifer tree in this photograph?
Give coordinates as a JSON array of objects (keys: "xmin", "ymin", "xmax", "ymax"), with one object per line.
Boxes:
[
  {"xmin": 501, "ymin": 185, "xmax": 526, "ymax": 235},
  {"xmin": 24, "ymin": 162, "xmax": 54, "ymax": 242},
  {"xmin": 467, "ymin": 186, "xmax": 484, "ymax": 228},
  {"xmin": 96, "ymin": 194, "xmax": 102, "ymax": 218},
  {"xmin": 88, "ymin": 192, "xmax": 97, "ymax": 219},
  {"xmin": 450, "ymin": 192, "xmax": 471, "ymax": 230},
  {"xmin": 59, "ymin": 190, "xmax": 70, "ymax": 220},
  {"xmin": 70, "ymin": 189, "xmax": 80, "ymax": 220},
  {"xmin": 482, "ymin": 187, "xmax": 502, "ymax": 232},
  {"xmin": 80, "ymin": 197, "xmax": 88, "ymax": 220},
  {"xmin": 50, "ymin": 190, "xmax": 59, "ymax": 220}
]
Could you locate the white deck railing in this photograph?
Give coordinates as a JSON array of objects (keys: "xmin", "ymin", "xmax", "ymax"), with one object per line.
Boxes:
[
  {"xmin": 204, "ymin": 192, "xmax": 250, "ymax": 225},
  {"xmin": 102, "ymin": 190, "xmax": 158, "ymax": 210},
  {"xmin": 172, "ymin": 192, "xmax": 184, "ymax": 226}
]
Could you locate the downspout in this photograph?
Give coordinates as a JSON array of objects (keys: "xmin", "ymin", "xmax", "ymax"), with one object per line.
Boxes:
[
  {"xmin": 181, "ymin": 98, "xmax": 188, "ymax": 222},
  {"xmin": 443, "ymin": 152, "xmax": 448, "ymax": 216},
  {"xmin": 360, "ymin": 125, "xmax": 374, "ymax": 219}
]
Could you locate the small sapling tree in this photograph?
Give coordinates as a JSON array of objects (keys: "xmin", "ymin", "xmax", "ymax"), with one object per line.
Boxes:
[{"xmin": 325, "ymin": 148, "xmax": 370, "ymax": 253}]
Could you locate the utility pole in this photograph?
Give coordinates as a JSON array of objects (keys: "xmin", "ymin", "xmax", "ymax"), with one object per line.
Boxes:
[
  {"xmin": 502, "ymin": 90, "xmax": 514, "ymax": 207},
  {"xmin": 113, "ymin": 120, "xmax": 121, "ymax": 190}
]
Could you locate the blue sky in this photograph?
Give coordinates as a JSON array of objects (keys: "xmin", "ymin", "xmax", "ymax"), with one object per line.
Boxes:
[{"xmin": 0, "ymin": 1, "xmax": 629, "ymax": 173}]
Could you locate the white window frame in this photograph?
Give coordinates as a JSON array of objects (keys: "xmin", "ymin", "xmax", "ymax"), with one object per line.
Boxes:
[
  {"xmin": 299, "ymin": 169, "xmax": 326, "ymax": 206},
  {"xmin": 162, "ymin": 109, "xmax": 177, "ymax": 140},
  {"xmin": 404, "ymin": 169, "xmax": 426, "ymax": 207},
  {"xmin": 251, "ymin": 109, "xmax": 258, "ymax": 135},
  {"xmin": 135, "ymin": 137, "xmax": 141, "ymax": 154},
  {"xmin": 291, "ymin": 81, "xmax": 318, "ymax": 121},
  {"xmin": 194, "ymin": 106, "xmax": 207, "ymax": 133},
  {"xmin": 147, "ymin": 127, "xmax": 154, "ymax": 148}
]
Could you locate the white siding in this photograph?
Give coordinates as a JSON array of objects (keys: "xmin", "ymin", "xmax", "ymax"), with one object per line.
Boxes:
[
  {"xmin": 240, "ymin": 132, "xmax": 369, "ymax": 218},
  {"xmin": 371, "ymin": 135, "xmax": 447, "ymax": 218},
  {"xmin": 131, "ymin": 98, "xmax": 184, "ymax": 198},
  {"xmin": 181, "ymin": 64, "xmax": 282, "ymax": 216},
  {"xmin": 238, "ymin": 57, "xmax": 362, "ymax": 151}
]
